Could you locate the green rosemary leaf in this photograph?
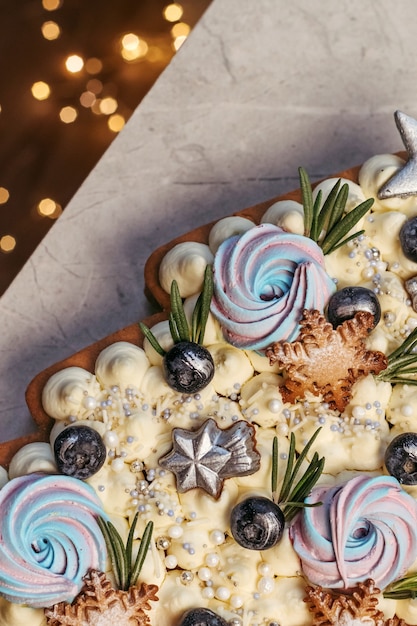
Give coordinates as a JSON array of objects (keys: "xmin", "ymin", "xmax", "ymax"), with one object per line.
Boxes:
[
  {"xmin": 170, "ymin": 280, "xmax": 190, "ymax": 342},
  {"xmin": 288, "ymin": 427, "xmax": 322, "ymax": 490},
  {"xmin": 376, "ymin": 327, "xmax": 417, "ymax": 383},
  {"xmin": 197, "ymin": 265, "xmax": 214, "ymax": 345},
  {"xmin": 299, "ymin": 167, "xmax": 313, "ymax": 237},
  {"xmin": 277, "ymin": 428, "xmax": 325, "ymax": 523},
  {"xmin": 130, "ymin": 521, "xmax": 154, "ymax": 587},
  {"xmin": 271, "ymin": 436, "xmax": 278, "ymax": 499},
  {"xmin": 169, "ymin": 312, "xmax": 181, "ymax": 345},
  {"xmin": 277, "ymin": 431, "xmax": 296, "ymax": 503},
  {"xmin": 97, "ymin": 517, "xmax": 128, "ymax": 590},
  {"xmin": 126, "ymin": 512, "xmax": 139, "ymax": 576},
  {"xmin": 384, "ymin": 572, "xmax": 417, "ymax": 599},
  {"xmin": 191, "ymin": 296, "xmax": 202, "ymax": 344},
  {"xmin": 324, "ymin": 229, "xmax": 365, "ymax": 254},
  {"xmin": 107, "ymin": 521, "xmax": 129, "ymax": 590},
  {"xmin": 378, "ymin": 376, "xmax": 417, "ymax": 386},
  {"xmin": 327, "ymin": 182, "xmax": 349, "ymax": 232},
  {"xmin": 310, "ymin": 189, "xmax": 323, "ymax": 242},
  {"xmin": 321, "ymin": 198, "xmax": 373, "ymax": 255},
  {"xmin": 317, "ymin": 178, "xmax": 342, "ymax": 234},
  {"xmin": 97, "ymin": 517, "xmax": 120, "ymax": 586},
  {"xmin": 138, "ymin": 322, "xmax": 166, "ymax": 357},
  {"xmin": 385, "ymin": 327, "xmax": 417, "ymax": 362}
]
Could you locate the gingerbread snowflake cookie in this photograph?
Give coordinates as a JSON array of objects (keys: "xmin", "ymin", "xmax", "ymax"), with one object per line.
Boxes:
[
  {"xmin": 305, "ymin": 579, "xmax": 409, "ymax": 626},
  {"xmin": 45, "ymin": 570, "xmax": 158, "ymax": 626},
  {"xmin": 265, "ymin": 309, "xmax": 388, "ymax": 411}
]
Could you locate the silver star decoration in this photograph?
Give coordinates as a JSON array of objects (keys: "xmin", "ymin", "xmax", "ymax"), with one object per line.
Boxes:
[
  {"xmin": 159, "ymin": 418, "xmax": 261, "ymax": 499},
  {"xmin": 378, "ymin": 110, "xmax": 417, "ymax": 199}
]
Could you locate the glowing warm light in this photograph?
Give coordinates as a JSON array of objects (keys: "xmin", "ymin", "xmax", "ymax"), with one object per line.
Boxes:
[
  {"xmin": 0, "ymin": 235, "xmax": 16, "ymax": 253},
  {"xmin": 31, "ymin": 81, "xmax": 51, "ymax": 100},
  {"xmin": 41, "ymin": 21, "xmax": 60, "ymax": 40},
  {"xmin": 171, "ymin": 22, "xmax": 190, "ymax": 37},
  {"xmin": 99, "ymin": 97, "xmax": 118, "ymax": 115},
  {"xmin": 42, "ymin": 0, "xmax": 61, "ymax": 10},
  {"xmin": 80, "ymin": 91, "xmax": 96, "ymax": 108},
  {"xmin": 65, "ymin": 55, "xmax": 84, "ymax": 73},
  {"xmin": 163, "ymin": 3, "xmax": 183, "ymax": 22},
  {"xmin": 0, "ymin": 188, "xmax": 10, "ymax": 204},
  {"xmin": 122, "ymin": 33, "xmax": 140, "ymax": 51},
  {"xmin": 108, "ymin": 114, "xmax": 125, "ymax": 132},
  {"xmin": 173, "ymin": 35, "xmax": 187, "ymax": 50},
  {"xmin": 37, "ymin": 198, "xmax": 62, "ymax": 218},
  {"xmin": 85, "ymin": 57, "xmax": 103, "ymax": 75},
  {"xmin": 59, "ymin": 106, "xmax": 78, "ymax": 123},
  {"xmin": 87, "ymin": 79, "xmax": 103, "ymax": 94},
  {"xmin": 120, "ymin": 34, "xmax": 148, "ymax": 61}
]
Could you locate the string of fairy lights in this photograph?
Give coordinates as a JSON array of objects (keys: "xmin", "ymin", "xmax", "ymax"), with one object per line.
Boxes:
[{"xmin": 0, "ymin": 0, "xmax": 209, "ymax": 291}]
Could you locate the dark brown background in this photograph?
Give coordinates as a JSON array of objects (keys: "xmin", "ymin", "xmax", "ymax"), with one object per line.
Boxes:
[{"xmin": 0, "ymin": 0, "xmax": 211, "ymax": 296}]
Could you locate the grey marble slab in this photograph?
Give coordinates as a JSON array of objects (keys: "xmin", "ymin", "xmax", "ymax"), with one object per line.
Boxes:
[{"xmin": 1, "ymin": 0, "xmax": 416, "ymax": 441}]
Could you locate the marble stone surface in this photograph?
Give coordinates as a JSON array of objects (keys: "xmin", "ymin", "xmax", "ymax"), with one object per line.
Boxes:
[{"xmin": 1, "ymin": 0, "xmax": 417, "ymax": 440}]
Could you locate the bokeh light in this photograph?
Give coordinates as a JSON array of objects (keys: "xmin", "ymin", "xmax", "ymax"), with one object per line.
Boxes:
[
  {"xmin": 42, "ymin": 0, "xmax": 61, "ymax": 10},
  {"xmin": 59, "ymin": 106, "xmax": 78, "ymax": 123},
  {"xmin": 163, "ymin": 3, "xmax": 184, "ymax": 22},
  {"xmin": 0, "ymin": 236, "xmax": 16, "ymax": 253},
  {"xmin": 108, "ymin": 114, "xmax": 125, "ymax": 132},
  {"xmin": 65, "ymin": 54, "xmax": 84, "ymax": 73},
  {"xmin": 31, "ymin": 81, "xmax": 51, "ymax": 100},
  {"xmin": 41, "ymin": 21, "xmax": 61, "ymax": 40},
  {"xmin": 0, "ymin": 188, "xmax": 10, "ymax": 205}
]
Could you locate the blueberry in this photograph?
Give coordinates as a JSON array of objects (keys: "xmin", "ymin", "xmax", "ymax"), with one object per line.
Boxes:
[
  {"xmin": 178, "ymin": 608, "xmax": 228, "ymax": 626},
  {"xmin": 400, "ymin": 216, "xmax": 417, "ymax": 262},
  {"xmin": 385, "ymin": 432, "xmax": 417, "ymax": 485},
  {"xmin": 230, "ymin": 496, "xmax": 285, "ymax": 550},
  {"xmin": 54, "ymin": 425, "xmax": 106, "ymax": 479},
  {"xmin": 327, "ymin": 286, "xmax": 381, "ymax": 328},
  {"xmin": 163, "ymin": 341, "xmax": 215, "ymax": 394}
]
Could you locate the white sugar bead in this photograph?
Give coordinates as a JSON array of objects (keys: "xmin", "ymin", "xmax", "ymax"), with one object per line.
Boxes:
[
  {"xmin": 82, "ymin": 396, "xmax": 97, "ymax": 410},
  {"xmin": 111, "ymin": 458, "xmax": 125, "ymax": 473},
  {"xmin": 201, "ymin": 587, "xmax": 215, "ymax": 600},
  {"xmin": 257, "ymin": 576, "xmax": 275, "ymax": 594},
  {"xmin": 165, "ymin": 555, "xmax": 178, "ymax": 569},
  {"xmin": 104, "ymin": 430, "xmax": 120, "ymax": 448},
  {"xmin": 198, "ymin": 567, "xmax": 212, "ymax": 581},
  {"xmin": 210, "ymin": 529, "xmax": 225, "ymax": 545},
  {"xmin": 401, "ymin": 404, "xmax": 413, "ymax": 417},
  {"xmin": 230, "ymin": 595, "xmax": 244, "ymax": 609},
  {"xmin": 205, "ymin": 553, "xmax": 220, "ymax": 568},
  {"xmin": 168, "ymin": 524, "xmax": 183, "ymax": 539},
  {"xmin": 215, "ymin": 586, "xmax": 231, "ymax": 601}
]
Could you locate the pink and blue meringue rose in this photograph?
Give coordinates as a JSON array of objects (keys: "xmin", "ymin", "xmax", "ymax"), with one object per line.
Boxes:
[
  {"xmin": 290, "ymin": 474, "xmax": 417, "ymax": 590},
  {"xmin": 211, "ymin": 224, "xmax": 336, "ymax": 350},
  {"xmin": 0, "ymin": 473, "xmax": 107, "ymax": 608}
]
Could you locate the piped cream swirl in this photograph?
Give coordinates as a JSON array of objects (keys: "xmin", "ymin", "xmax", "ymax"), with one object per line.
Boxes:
[
  {"xmin": 0, "ymin": 473, "xmax": 107, "ymax": 608},
  {"xmin": 290, "ymin": 475, "xmax": 417, "ymax": 590},
  {"xmin": 211, "ymin": 224, "xmax": 335, "ymax": 350}
]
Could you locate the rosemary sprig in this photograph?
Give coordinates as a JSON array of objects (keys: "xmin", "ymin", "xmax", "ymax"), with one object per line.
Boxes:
[
  {"xmin": 271, "ymin": 428, "xmax": 325, "ymax": 523},
  {"xmin": 377, "ymin": 326, "xmax": 417, "ymax": 385},
  {"xmin": 299, "ymin": 167, "xmax": 374, "ymax": 255},
  {"xmin": 97, "ymin": 515, "xmax": 153, "ymax": 591},
  {"xmin": 139, "ymin": 264, "xmax": 213, "ymax": 354},
  {"xmin": 383, "ymin": 572, "xmax": 417, "ymax": 600}
]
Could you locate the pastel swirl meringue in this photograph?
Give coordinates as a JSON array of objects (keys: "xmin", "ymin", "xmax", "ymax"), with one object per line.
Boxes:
[
  {"xmin": 211, "ymin": 224, "xmax": 336, "ymax": 350},
  {"xmin": 290, "ymin": 474, "xmax": 417, "ymax": 590},
  {"xmin": 0, "ymin": 473, "xmax": 107, "ymax": 608}
]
